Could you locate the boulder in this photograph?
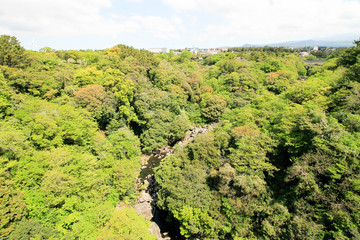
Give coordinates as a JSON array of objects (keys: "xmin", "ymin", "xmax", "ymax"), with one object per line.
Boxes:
[
  {"xmin": 134, "ymin": 202, "xmax": 153, "ymax": 220},
  {"xmin": 149, "ymin": 222, "xmax": 163, "ymax": 239},
  {"xmin": 139, "ymin": 191, "xmax": 152, "ymax": 203}
]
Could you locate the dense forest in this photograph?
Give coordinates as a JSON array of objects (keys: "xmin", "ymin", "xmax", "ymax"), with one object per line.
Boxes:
[{"xmin": 0, "ymin": 34, "xmax": 359, "ymax": 239}]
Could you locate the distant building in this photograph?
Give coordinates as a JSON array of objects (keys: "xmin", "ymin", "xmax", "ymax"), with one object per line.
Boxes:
[
  {"xmin": 204, "ymin": 48, "xmax": 228, "ymax": 55},
  {"xmin": 148, "ymin": 48, "xmax": 170, "ymax": 53},
  {"xmin": 176, "ymin": 47, "xmax": 229, "ymax": 55},
  {"xmin": 313, "ymin": 46, "xmax": 319, "ymax": 51},
  {"xmin": 299, "ymin": 52, "xmax": 310, "ymax": 57},
  {"xmin": 207, "ymin": 48, "xmax": 220, "ymax": 54},
  {"xmin": 186, "ymin": 47, "xmax": 199, "ymax": 54}
]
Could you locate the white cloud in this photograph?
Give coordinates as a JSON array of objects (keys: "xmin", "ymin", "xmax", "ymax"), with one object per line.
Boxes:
[
  {"xmin": 130, "ymin": 15, "xmax": 183, "ymax": 39},
  {"xmin": 162, "ymin": 0, "xmax": 198, "ymax": 11},
  {"xmin": 0, "ymin": 0, "xmax": 121, "ymax": 37},
  {"xmin": 165, "ymin": 0, "xmax": 360, "ymax": 44},
  {"xmin": 1, "ymin": 0, "xmax": 358, "ymax": 49},
  {"xmin": 0, "ymin": 0, "xmax": 183, "ymax": 42}
]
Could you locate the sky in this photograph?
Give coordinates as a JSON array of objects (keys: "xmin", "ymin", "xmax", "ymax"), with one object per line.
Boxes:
[{"xmin": 1, "ymin": 0, "xmax": 360, "ymax": 50}]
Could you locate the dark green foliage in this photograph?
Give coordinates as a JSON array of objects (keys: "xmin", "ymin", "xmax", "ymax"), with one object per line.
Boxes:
[
  {"xmin": 74, "ymin": 84, "xmax": 116, "ymax": 129},
  {"xmin": 337, "ymin": 40, "xmax": 360, "ymax": 82},
  {"xmin": 200, "ymin": 94, "xmax": 227, "ymax": 121},
  {"xmin": 9, "ymin": 220, "xmax": 60, "ymax": 240},
  {"xmin": 0, "ymin": 35, "xmax": 28, "ymax": 68},
  {"xmin": 0, "ymin": 178, "xmax": 28, "ymax": 239},
  {"xmin": 261, "ymin": 60, "xmax": 282, "ymax": 73}
]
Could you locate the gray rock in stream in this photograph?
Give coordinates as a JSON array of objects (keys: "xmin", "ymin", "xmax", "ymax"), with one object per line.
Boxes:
[
  {"xmin": 134, "ymin": 202, "xmax": 153, "ymax": 220},
  {"xmin": 149, "ymin": 222, "xmax": 163, "ymax": 240},
  {"xmin": 139, "ymin": 191, "xmax": 152, "ymax": 203}
]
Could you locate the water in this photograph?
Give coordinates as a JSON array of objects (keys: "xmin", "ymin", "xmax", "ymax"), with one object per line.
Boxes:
[
  {"xmin": 153, "ymin": 207, "xmax": 184, "ymax": 240},
  {"xmin": 139, "ymin": 155, "xmax": 161, "ymax": 183},
  {"xmin": 136, "ymin": 126, "xmax": 213, "ymax": 239},
  {"xmin": 138, "ymin": 149, "xmax": 183, "ymax": 239}
]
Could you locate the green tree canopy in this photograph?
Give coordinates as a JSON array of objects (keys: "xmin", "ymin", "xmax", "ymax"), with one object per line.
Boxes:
[{"xmin": 0, "ymin": 35, "xmax": 28, "ymax": 68}]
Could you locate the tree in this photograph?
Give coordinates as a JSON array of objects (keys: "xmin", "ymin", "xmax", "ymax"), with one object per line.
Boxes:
[
  {"xmin": 99, "ymin": 208, "xmax": 156, "ymax": 240},
  {"xmin": 200, "ymin": 94, "xmax": 227, "ymax": 121},
  {"xmin": 39, "ymin": 47, "xmax": 56, "ymax": 53},
  {"xmin": 337, "ymin": 40, "xmax": 360, "ymax": 82},
  {"xmin": 0, "ymin": 35, "xmax": 28, "ymax": 68},
  {"xmin": 173, "ymin": 205, "xmax": 215, "ymax": 238},
  {"xmin": 0, "ymin": 178, "xmax": 28, "ymax": 239},
  {"xmin": 73, "ymin": 66, "xmax": 104, "ymax": 86},
  {"xmin": 8, "ymin": 219, "xmax": 60, "ymax": 240},
  {"xmin": 261, "ymin": 60, "xmax": 282, "ymax": 73},
  {"xmin": 74, "ymin": 84, "xmax": 116, "ymax": 129},
  {"xmin": 0, "ymin": 69, "xmax": 12, "ymax": 117}
]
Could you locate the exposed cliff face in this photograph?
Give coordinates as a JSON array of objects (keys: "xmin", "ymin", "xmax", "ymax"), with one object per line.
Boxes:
[{"xmin": 134, "ymin": 125, "xmax": 216, "ymax": 239}]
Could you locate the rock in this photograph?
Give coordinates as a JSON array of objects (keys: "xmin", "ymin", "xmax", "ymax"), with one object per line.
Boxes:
[
  {"xmin": 134, "ymin": 124, "xmax": 218, "ymax": 239},
  {"xmin": 139, "ymin": 191, "xmax": 152, "ymax": 203},
  {"xmin": 134, "ymin": 202, "xmax": 153, "ymax": 220},
  {"xmin": 149, "ymin": 222, "xmax": 163, "ymax": 239}
]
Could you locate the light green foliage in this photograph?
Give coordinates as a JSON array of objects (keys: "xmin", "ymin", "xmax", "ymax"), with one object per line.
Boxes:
[
  {"xmin": 73, "ymin": 66, "xmax": 104, "ymax": 86},
  {"xmin": 284, "ymin": 74, "xmax": 331, "ymax": 104},
  {"xmin": 9, "ymin": 97, "xmax": 97, "ymax": 148},
  {"xmin": 174, "ymin": 205, "xmax": 214, "ymax": 238},
  {"xmin": 2, "ymin": 66, "xmax": 61, "ymax": 96},
  {"xmin": 178, "ymin": 50, "xmax": 193, "ymax": 63},
  {"xmin": 103, "ymin": 68, "xmax": 133, "ymax": 105},
  {"xmin": 261, "ymin": 59, "xmax": 282, "ymax": 73},
  {"xmin": 265, "ymin": 70, "xmax": 297, "ymax": 94},
  {"xmin": 82, "ymin": 50, "xmax": 101, "ymax": 64},
  {"xmin": 106, "ymin": 128, "xmax": 141, "ymax": 195},
  {"xmin": 0, "ymin": 93, "xmax": 141, "ymax": 238},
  {"xmin": 1, "ymin": 36, "xmax": 360, "ymax": 239},
  {"xmin": 63, "ymin": 50, "xmax": 83, "ymax": 63},
  {"xmin": 99, "ymin": 207, "xmax": 156, "ymax": 240},
  {"xmin": 154, "ymin": 46, "xmax": 360, "ymax": 239}
]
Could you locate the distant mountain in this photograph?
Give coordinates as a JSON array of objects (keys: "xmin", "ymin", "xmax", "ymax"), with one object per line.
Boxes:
[{"xmin": 238, "ymin": 39, "xmax": 356, "ymax": 48}]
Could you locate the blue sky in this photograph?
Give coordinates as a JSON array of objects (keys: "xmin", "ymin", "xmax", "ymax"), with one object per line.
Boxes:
[{"xmin": 1, "ymin": 0, "xmax": 360, "ymax": 50}]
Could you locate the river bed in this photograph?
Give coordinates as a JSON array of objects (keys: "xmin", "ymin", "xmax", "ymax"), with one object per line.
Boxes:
[{"xmin": 135, "ymin": 125, "xmax": 215, "ymax": 239}]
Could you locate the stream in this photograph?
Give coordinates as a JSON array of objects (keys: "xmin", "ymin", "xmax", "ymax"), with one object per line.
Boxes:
[
  {"xmin": 134, "ymin": 125, "xmax": 215, "ymax": 239},
  {"xmin": 136, "ymin": 147, "xmax": 184, "ymax": 240}
]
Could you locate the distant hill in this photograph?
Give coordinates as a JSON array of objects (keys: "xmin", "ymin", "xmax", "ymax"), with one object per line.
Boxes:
[{"xmin": 238, "ymin": 39, "xmax": 356, "ymax": 48}]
